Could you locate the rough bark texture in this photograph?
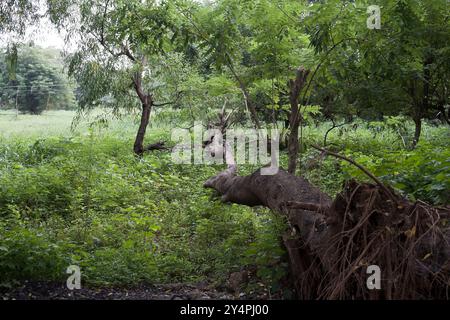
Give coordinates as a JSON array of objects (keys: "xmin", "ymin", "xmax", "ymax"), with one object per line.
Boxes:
[
  {"xmin": 205, "ymin": 168, "xmax": 331, "ymax": 211},
  {"xmin": 205, "ymin": 166, "xmax": 450, "ymax": 299}
]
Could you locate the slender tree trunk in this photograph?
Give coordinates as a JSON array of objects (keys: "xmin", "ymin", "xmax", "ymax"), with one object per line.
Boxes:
[
  {"xmin": 225, "ymin": 54, "xmax": 261, "ymax": 129},
  {"xmin": 131, "ymin": 63, "xmax": 153, "ymax": 156},
  {"xmin": 412, "ymin": 56, "xmax": 433, "ymax": 149},
  {"xmin": 15, "ymin": 86, "xmax": 19, "ymax": 118},
  {"xmin": 133, "ymin": 102, "xmax": 152, "ymax": 155},
  {"xmin": 287, "ymin": 67, "xmax": 310, "ymax": 174},
  {"xmin": 412, "ymin": 116, "xmax": 422, "ymax": 149}
]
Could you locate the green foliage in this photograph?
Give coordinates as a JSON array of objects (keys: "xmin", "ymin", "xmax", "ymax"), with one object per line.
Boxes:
[
  {"xmin": 0, "ymin": 0, "xmax": 40, "ymax": 35},
  {"xmin": 305, "ymin": 0, "xmax": 450, "ymax": 125},
  {"xmin": 189, "ymin": 0, "xmax": 313, "ymax": 125},
  {"xmin": 342, "ymin": 140, "xmax": 450, "ymax": 205},
  {"xmin": 301, "ymin": 120, "xmax": 450, "ymax": 205},
  {"xmin": 0, "ymin": 45, "xmax": 76, "ymax": 114},
  {"xmin": 242, "ymin": 213, "xmax": 288, "ymax": 293},
  {"xmin": 61, "ymin": 0, "xmax": 190, "ymax": 115},
  {"xmin": 1, "ymin": 0, "xmax": 449, "ymax": 297},
  {"xmin": 0, "ymin": 117, "xmax": 285, "ymax": 289}
]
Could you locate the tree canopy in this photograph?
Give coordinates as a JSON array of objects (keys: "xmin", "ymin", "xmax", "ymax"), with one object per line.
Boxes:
[{"xmin": 0, "ymin": 45, "xmax": 76, "ymax": 114}]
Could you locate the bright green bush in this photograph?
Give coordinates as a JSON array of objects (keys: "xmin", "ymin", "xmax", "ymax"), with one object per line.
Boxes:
[
  {"xmin": 343, "ymin": 142, "xmax": 450, "ymax": 204},
  {"xmin": 0, "ymin": 129, "xmax": 281, "ymax": 289}
]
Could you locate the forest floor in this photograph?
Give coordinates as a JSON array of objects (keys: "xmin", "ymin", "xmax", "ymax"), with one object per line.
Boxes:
[{"xmin": 1, "ymin": 281, "xmax": 247, "ymax": 300}]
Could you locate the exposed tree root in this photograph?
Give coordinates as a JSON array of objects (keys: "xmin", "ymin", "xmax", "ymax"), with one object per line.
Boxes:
[
  {"xmin": 312, "ymin": 180, "xmax": 449, "ymax": 299},
  {"xmin": 204, "ymin": 166, "xmax": 450, "ymax": 299}
]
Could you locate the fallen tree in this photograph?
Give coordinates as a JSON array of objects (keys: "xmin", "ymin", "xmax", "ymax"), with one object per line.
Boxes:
[{"xmin": 204, "ymin": 145, "xmax": 450, "ymax": 299}]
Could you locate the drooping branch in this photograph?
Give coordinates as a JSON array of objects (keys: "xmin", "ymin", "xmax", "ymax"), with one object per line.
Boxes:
[
  {"xmin": 94, "ymin": 0, "xmax": 137, "ymax": 63},
  {"xmin": 310, "ymin": 144, "xmax": 397, "ymax": 202},
  {"xmin": 153, "ymin": 91, "xmax": 184, "ymax": 107}
]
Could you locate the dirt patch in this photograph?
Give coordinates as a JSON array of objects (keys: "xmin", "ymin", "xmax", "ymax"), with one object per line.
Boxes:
[{"xmin": 0, "ymin": 281, "xmax": 239, "ymax": 300}]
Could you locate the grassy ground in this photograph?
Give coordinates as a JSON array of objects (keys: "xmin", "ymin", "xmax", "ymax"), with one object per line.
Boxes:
[
  {"xmin": 0, "ymin": 109, "xmax": 288, "ymax": 298},
  {"xmin": 0, "ymin": 109, "xmax": 138, "ymax": 138},
  {"xmin": 0, "ymin": 109, "xmax": 449, "ymax": 298}
]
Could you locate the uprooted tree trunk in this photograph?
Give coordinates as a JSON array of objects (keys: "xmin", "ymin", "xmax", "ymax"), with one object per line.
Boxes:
[{"xmin": 204, "ymin": 147, "xmax": 450, "ymax": 299}]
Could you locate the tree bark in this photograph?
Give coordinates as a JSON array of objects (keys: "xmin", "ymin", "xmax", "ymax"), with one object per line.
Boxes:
[
  {"xmin": 205, "ymin": 167, "xmax": 332, "ymax": 210},
  {"xmin": 412, "ymin": 116, "xmax": 422, "ymax": 149},
  {"xmin": 133, "ymin": 102, "xmax": 152, "ymax": 155},
  {"xmin": 412, "ymin": 57, "xmax": 433, "ymax": 149},
  {"xmin": 132, "ymin": 63, "xmax": 153, "ymax": 156},
  {"xmin": 287, "ymin": 67, "xmax": 310, "ymax": 174}
]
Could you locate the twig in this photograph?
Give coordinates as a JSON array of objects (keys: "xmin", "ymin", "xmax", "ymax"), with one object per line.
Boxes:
[{"xmin": 323, "ymin": 119, "xmax": 352, "ymax": 146}]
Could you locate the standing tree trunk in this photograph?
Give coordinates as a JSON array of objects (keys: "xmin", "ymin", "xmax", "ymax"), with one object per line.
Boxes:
[
  {"xmin": 287, "ymin": 115, "xmax": 300, "ymax": 174},
  {"xmin": 133, "ymin": 101, "xmax": 152, "ymax": 155},
  {"xmin": 411, "ymin": 57, "xmax": 433, "ymax": 149},
  {"xmin": 412, "ymin": 116, "xmax": 422, "ymax": 149},
  {"xmin": 132, "ymin": 64, "xmax": 153, "ymax": 156},
  {"xmin": 225, "ymin": 54, "xmax": 261, "ymax": 129},
  {"xmin": 287, "ymin": 67, "xmax": 310, "ymax": 174}
]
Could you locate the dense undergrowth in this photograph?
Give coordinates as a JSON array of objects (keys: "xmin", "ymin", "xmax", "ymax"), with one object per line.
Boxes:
[{"xmin": 0, "ymin": 110, "xmax": 449, "ymax": 297}]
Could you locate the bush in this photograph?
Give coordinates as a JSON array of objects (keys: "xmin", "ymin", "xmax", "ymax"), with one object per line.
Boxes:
[
  {"xmin": 0, "ymin": 131, "xmax": 283, "ymax": 289},
  {"xmin": 0, "ymin": 225, "xmax": 68, "ymax": 286}
]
